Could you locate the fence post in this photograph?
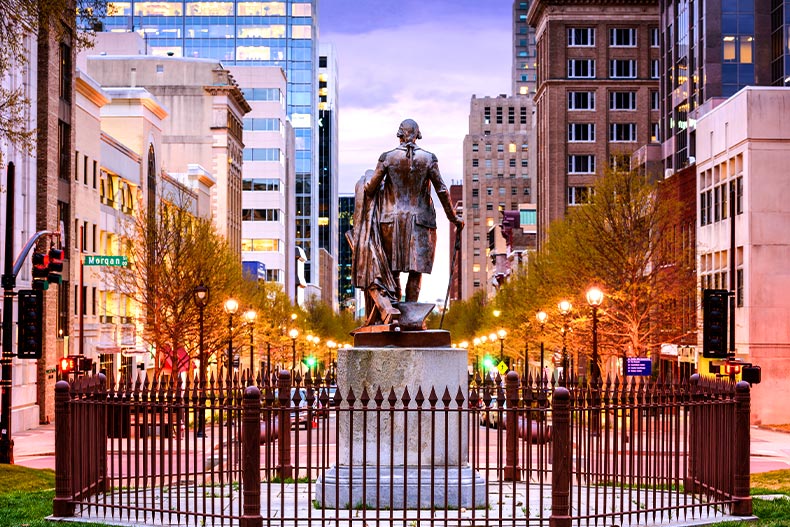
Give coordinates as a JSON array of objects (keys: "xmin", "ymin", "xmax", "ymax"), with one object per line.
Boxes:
[
  {"xmin": 732, "ymin": 380, "xmax": 752, "ymax": 516},
  {"xmin": 550, "ymin": 386, "xmax": 571, "ymax": 527},
  {"xmin": 53, "ymin": 380, "xmax": 74, "ymax": 517},
  {"xmin": 685, "ymin": 374, "xmax": 700, "ymax": 494},
  {"xmin": 503, "ymin": 371, "xmax": 520, "ymax": 481},
  {"xmin": 241, "ymin": 385, "xmax": 263, "ymax": 527},
  {"xmin": 276, "ymin": 369, "xmax": 293, "ymax": 479}
]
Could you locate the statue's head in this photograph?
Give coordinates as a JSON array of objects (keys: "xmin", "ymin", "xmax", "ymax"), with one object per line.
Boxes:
[{"xmin": 396, "ymin": 119, "xmax": 422, "ymax": 143}]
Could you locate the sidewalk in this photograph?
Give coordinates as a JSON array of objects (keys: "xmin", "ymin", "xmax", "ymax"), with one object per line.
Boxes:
[{"xmin": 12, "ymin": 423, "xmax": 55, "ymax": 470}]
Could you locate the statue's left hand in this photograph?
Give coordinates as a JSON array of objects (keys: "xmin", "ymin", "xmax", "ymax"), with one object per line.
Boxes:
[{"xmin": 454, "ymin": 218, "xmax": 465, "ymax": 231}]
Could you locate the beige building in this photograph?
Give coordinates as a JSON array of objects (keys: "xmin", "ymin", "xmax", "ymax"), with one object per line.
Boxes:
[
  {"xmin": 527, "ymin": 0, "xmax": 659, "ymax": 243},
  {"xmin": 695, "ymin": 87, "xmax": 790, "ymax": 425},
  {"xmin": 460, "ymin": 95, "xmax": 534, "ymax": 300},
  {"xmin": 85, "ymin": 56, "xmax": 250, "ymax": 255}
]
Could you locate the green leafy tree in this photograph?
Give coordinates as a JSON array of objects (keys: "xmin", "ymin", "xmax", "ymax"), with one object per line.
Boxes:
[{"xmin": 497, "ymin": 166, "xmax": 693, "ymax": 373}]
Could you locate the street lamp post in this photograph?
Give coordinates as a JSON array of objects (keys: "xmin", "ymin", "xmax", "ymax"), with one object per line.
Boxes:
[
  {"xmin": 244, "ymin": 309, "xmax": 257, "ymax": 377},
  {"xmin": 193, "ymin": 284, "xmax": 209, "ymax": 438},
  {"xmin": 288, "ymin": 328, "xmax": 299, "ymax": 372},
  {"xmin": 224, "ymin": 298, "xmax": 239, "ymax": 378},
  {"xmin": 558, "ymin": 300, "xmax": 572, "ymax": 380},
  {"xmin": 193, "ymin": 285, "xmax": 209, "ymax": 383},
  {"xmin": 536, "ymin": 310, "xmax": 548, "ymax": 381},
  {"xmin": 472, "ymin": 337, "xmax": 481, "ymax": 377},
  {"xmin": 586, "ymin": 287, "xmax": 604, "ymax": 383},
  {"xmin": 497, "ymin": 329, "xmax": 507, "ymax": 365}
]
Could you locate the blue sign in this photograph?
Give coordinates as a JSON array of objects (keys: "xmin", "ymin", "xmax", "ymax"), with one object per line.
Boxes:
[
  {"xmin": 242, "ymin": 261, "xmax": 266, "ymax": 281},
  {"xmin": 626, "ymin": 358, "xmax": 652, "ymax": 376}
]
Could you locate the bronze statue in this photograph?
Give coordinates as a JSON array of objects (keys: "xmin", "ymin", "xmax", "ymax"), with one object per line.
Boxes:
[{"xmin": 350, "ymin": 119, "xmax": 464, "ymax": 331}]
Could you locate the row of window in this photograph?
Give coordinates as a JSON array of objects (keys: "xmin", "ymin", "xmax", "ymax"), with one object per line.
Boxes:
[
  {"xmin": 700, "ymin": 177, "xmax": 743, "ymax": 226},
  {"xmin": 470, "ymin": 174, "xmax": 530, "ymax": 182},
  {"xmin": 700, "ymin": 269, "xmax": 744, "ymax": 307},
  {"xmin": 240, "ymin": 87, "xmax": 283, "ymax": 102},
  {"xmin": 242, "ymin": 117, "xmax": 281, "ymax": 131},
  {"xmin": 482, "ymin": 106, "xmax": 529, "ymax": 126},
  {"xmin": 568, "ymin": 27, "xmax": 659, "ymax": 47},
  {"xmin": 241, "ymin": 238, "xmax": 283, "ymax": 252},
  {"xmin": 472, "ymin": 159, "xmax": 529, "ymax": 168},
  {"xmin": 570, "ymin": 91, "xmax": 660, "ymax": 111},
  {"xmin": 472, "ymin": 142, "xmax": 529, "ymax": 153},
  {"xmin": 568, "ymin": 59, "xmax": 660, "ymax": 79},
  {"xmin": 242, "ymin": 147, "xmax": 283, "ymax": 162},
  {"xmin": 108, "ymin": 1, "xmax": 313, "ymax": 17},
  {"xmin": 567, "ymin": 154, "xmax": 644, "ymax": 174},
  {"xmin": 471, "ymin": 187, "xmax": 531, "ymax": 197},
  {"xmin": 568, "ymin": 123, "xmax": 638, "ymax": 142},
  {"xmin": 242, "ymin": 178, "xmax": 281, "ymax": 192},
  {"xmin": 241, "ymin": 208, "xmax": 282, "ymax": 222},
  {"xmin": 468, "ymin": 198, "xmax": 530, "ymax": 211}
]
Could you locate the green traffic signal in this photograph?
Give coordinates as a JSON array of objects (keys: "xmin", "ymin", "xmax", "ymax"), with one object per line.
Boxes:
[
  {"xmin": 304, "ymin": 356, "xmax": 317, "ymax": 367},
  {"xmin": 482, "ymin": 356, "xmax": 496, "ymax": 371}
]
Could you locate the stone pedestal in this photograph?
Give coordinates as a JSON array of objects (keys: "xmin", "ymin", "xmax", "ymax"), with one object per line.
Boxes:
[{"xmin": 316, "ymin": 346, "xmax": 486, "ymax": 509}]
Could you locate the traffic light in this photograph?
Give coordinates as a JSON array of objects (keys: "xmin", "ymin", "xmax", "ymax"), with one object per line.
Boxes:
[
  {"xmin": 59, "ymin": 356, "xmax": 76, "ymax": 374},
  {"xmin": 303, "ymin": 356, "xmax": 317, "ymax": 368},
  {"xmin": 17, "ymin": 289, "xmax": 43, "ymax": 359},
  {"xmin": 47, "ymin": 248, "xmax": 64, "ymax": 285},
  {"xmin": 702, "ymin": 289, "xmax": 729, "ymax": 359},
  {"xmin": 482, "ymin": 356, "xmax": 495, "ymax": 371},
  {"xmin": 31, "ymin": 252, "xmax": 50, "ymax": 290}
]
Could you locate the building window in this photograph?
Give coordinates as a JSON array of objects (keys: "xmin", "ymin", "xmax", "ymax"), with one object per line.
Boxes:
[
  {"xmin": 241, "ymin": 238, "xmax": 283, "ymax": 252},
  {"xmin": 610, "ymin": 154, "xmax": 632, "ymax": 171},
  {"xmin": 520, "ymin": 107, "xmax": 527, "ymax": 124},
  {"xmin": 609, "ymin": 91, "xmax": 637, "ymax": 110},
  {"xmin": 472, "ymin": 143, "xmax": 479, "ymax": 152},
  {"xmin": 650, "ymin": 59, "xmax": 660, "ymax": 79},
  {"xmin": 484, "ymin": 107, "xmax": 491, "ymax": 124},
  {"xmin": 485, "ymin": 144, "xmax": 492, "ymax": 152},
  {"xmin": 568, "ymin": 91, "xmax": 595, "ymax": 110},
  {"xmin": 242, "ymin": 148, "xmax": 283, "ymax": 162},
  {"xmin": 241, "ymin": 208, "xmax": 283, "ymax": 222},
  {"xmin": 609, "ymin": 59, "xmax": 637, "ymax": 79},
  {"xmin": 508, "ymin": 106, "xmax": 515, "ymax": 124},
  {"xmin": 568, "ymin": 59, "xmax": 595, "ymax": 78},
  {"xmin": 650, "ymin": 27, "xmax": 660, "ymax": 47},
  {"xmin": 568, "ymin": 186, "xmax": 594, "ymax": 205},
  {"xmin": 651, "ymin": 122, "xmax": 660, "ymax": 143},
  {"xmin": 568, "ymin": 123, "xmax": 595, "ymax": 142},
  {"xmin": 472, "ymin": 188, "xmax": 479, "ymax": 197},
  {"xmin": 609, "ymin": 28, "xmax": 637, "ymax": 47},
  {"xmin": 609, "ymin": 123, "xmax": 637, "ymax": 142},
  {"xmin": 650, "ymin": 90, "xmax": 660, "ymax": 110},
  {"xmin": 497, "ymin": 143, "xmax": 504, "ymax": 152},
  {"xmin": 736, "ymin": 268, "xmax": 744, "ymax": 307},
  {"xmin": 509, "ymin": 159, "xmax": 516, "ymax": 167},
  {"xmin": 568, "ymin": 155, "xmax": 595, "ymax": 174},
  {"xmin": 242, "ymin": 178, "xmax": 282, "ymax": 192},
  {"xmin": 496, "ymin": 106, "xmax": 503, "ymax": 124},
  {"xmin": 567, "ymin": 27, "xmax": 595, "ymax": 47},
  {"xmin": 472, "ymin": 159, "xmax": 479, "ymax": 167}
]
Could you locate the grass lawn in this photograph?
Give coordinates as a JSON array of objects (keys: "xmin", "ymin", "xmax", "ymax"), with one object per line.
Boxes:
[{"xmin": 0, "ymin": 465, "xmax": 788, "ymax": 526}]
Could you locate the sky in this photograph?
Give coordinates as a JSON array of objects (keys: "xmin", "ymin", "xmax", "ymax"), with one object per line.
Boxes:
[{"xmin": 319, "ymin": 0, "xmax": 513, "ymax": 304}]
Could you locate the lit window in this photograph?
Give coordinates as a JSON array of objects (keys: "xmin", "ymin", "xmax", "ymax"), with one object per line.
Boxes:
[
  {"xmin": 237, "ymin": 2, "xmax": 286, "ymax": 16},
  {"xmin": 292, "ymin": 3, "xmax": 311, "ymax": 16},
  {"xmin": 508, "ymin": 143, "xmax": 517, "ymax": 153},
  {"xmin": 292, "ymin": 26, "xmax": 312, "ymax": 39},
  {"xmin": 473, "ymin": 264, "xmax": 481, "ymax": 272}
]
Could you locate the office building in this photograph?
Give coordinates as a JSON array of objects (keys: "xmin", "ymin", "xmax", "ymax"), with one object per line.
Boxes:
[
  {"xmin": 528, "ymin": 0, "xmax": 660, "ymax": 243},
  {"xmin": 338, "ymin": 194, "xmax": 354, "ymax": 311},
  {"xmin": 695, "ymin": 87, "xmax": 790, "ymax": 424},
  {"xmin": 318, "ymin": 43, "xmax": 339, "ymax": 309},
  {"xmin": 513, "ymin": 1, "xmax": 538, "ymax": 96},
  {"xmin": 659, "ymin": 0, "xmax": 773, "ymax": 173},
  {"xmin": 460, "ymin": 95, "xmax": 534, "ymax": 300},
  {"xmin": 101, "ymin": 0, "xmax": 321, "ymax": 294}
]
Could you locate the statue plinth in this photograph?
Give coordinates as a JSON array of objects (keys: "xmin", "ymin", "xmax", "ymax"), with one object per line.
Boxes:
[
  {"xmin": 316, "ymin": 346, "xmax": 486, "ymax": 509},
  {"xmin": 353, "ymin": 329, "xmax": 450, "ymax": 348}
]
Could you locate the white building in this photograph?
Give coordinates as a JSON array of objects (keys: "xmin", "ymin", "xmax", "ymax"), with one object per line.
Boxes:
[{"xmin": 695, "ymin": 86, "xmax": 790, "ymax": 425}]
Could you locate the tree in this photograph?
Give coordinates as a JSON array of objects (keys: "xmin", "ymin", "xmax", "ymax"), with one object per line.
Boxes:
[
  {"xmin": 111, "ymin": 188, "xmax": 245, "ymax": 380},
  {"xmin": 0, "ymin": 0, "xmax": 105, "ymax": 166},
  {"xmin": 497, "ymin": 166, "xmax": 693, "ymax": 372}
]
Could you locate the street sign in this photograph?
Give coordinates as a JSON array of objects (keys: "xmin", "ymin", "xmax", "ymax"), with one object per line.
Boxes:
[
  {"xmin": 626, "ymin": 357, "xmax": 652, "ymax": 376},
  {"xmin": 497, "ymin": 361, "xmax": 508, "ymax": 375},
  {"xmin": 84, "ymin": 255, "xmax": 128, "ymax": 267}
]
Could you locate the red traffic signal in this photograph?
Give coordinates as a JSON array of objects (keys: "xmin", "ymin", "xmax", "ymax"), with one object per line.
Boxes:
[
  {"xmin": 47, "ymin": 248, "xmax": 64, "ymax": 284},
  {"xmin": 32, "ymin": 252, "xmax": 50, "ymax": 280}
]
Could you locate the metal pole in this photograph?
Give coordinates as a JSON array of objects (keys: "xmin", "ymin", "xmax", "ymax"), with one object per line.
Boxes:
[
  {"xmin": 540, "ymin": 340, "xmax": 545, "ymax": 379},
  {"xmin": 291, "ymin": 339, "xmax": 296, "ymax": 373},
  {"xmin": 198, "ymin": 305, "xmax": 205, "ymax": 382},
  {"xmin": 266, "ymin": 342, "xmax": 271, "ymax": 377},
  {"xmin": 249, "ymin": 326, "xmax": 254, "ymax": 377},
  {"xmin": 197, "ymin": 303, "xmax": 205, "ymax": 437},
  {"xmin": 499, "ymin": 338, "xmax": 504, "ymax": 363},
  {"xmin": 729, "ymin": 181, "xmax": 736, "ymax": 356},
  {"xmin": 227, "ymin": 313, "xmax": 233, "ymax": 378},
  {"xmin": 591, "ymin": 305, "xmax": 599, "ymax": 382},
  {"xmin": 0, "ymin": 162, "xmax": 16, "ymax": 463},
  {"xmin": 79, "ymin": 224, "xmax": 84, "ymax": 357}
]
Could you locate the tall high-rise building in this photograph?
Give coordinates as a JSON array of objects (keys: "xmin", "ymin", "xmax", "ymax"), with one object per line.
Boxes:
[
  {"xmin": 528, "ymin": 0, "xmax": 660, "ymax": 243},
  {"xmin": 101, "ymin": 0, "xmax": 321, "ymax": 293},
  {"xmin": 318, "ymin": 43, "xmax": 339, "ymax": 309},
  {"xmin": 659, "ymin": 0, "xmax": 773, "ymax": 173},
  {"xmin": 460, "ymin": 95, "xmax": 534, "ymax": 300},
  {"xmin": 337, "ymin": 194, "xmax": 354, "ymax": 311},
  {"xmin": 513, "ymin": 1, "xmax": 538, "ymax": 96}
]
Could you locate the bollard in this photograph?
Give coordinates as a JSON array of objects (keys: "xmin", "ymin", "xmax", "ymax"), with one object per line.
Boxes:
[
  {"xmin": 240, "ymin": 385, "xmax": 263, "ymax": 527},
  {"xmin": 550, "ymin": 386, "xmax": 571, "ymax": 527},
  {"xmin": 276, "ymin": 369, "xmax": 293, "ymax": 479},
  {"xmin": 503, "ymin": 371, "xmax": 520, "ymax": 481},
  {"xmin": 53, "ymin": 380, "xmax": 74, "ymax": 517},
  {"xmin": 732, "ymin": 381, "xmax": 752, "ymax": 516}
]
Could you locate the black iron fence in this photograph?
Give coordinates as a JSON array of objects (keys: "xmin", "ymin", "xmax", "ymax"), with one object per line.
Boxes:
[{"xmin": 52, "ymin": 370, "xmax": 752, "ymax": 526}]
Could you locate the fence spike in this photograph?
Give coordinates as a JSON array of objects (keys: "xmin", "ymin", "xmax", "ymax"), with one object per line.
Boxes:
[
  {"xmin": 415, "ymin": 386, "xmax": 426, "ymax": 407},
  {"xmin": 360, "ymin": 386, "xmax": 371, "ymax": 407},
  {"xmin": 401, "ymin": 386, "xmax": 412, "ymax": 406},
  {"xmin": 441, "ymin": 387, "xmax": 452, "ymax": 407},
  {"xmin": 387, "ymin": 387, "xmax": 398, "ymax": 408}
]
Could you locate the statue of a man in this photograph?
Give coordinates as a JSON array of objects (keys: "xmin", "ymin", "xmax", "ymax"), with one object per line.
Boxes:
[{"xmin": 351, "ymin": 119, "xmax": 463, "ymax": 328}]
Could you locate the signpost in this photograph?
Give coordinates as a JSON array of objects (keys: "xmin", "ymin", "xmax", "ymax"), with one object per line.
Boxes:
[
  {"xmin": 84, "ymin": 255, "xmax": 128, "ymax": 267},
  {"xmin": 626, "ymin": 357, "xmax": 652, "ymax": 377}
]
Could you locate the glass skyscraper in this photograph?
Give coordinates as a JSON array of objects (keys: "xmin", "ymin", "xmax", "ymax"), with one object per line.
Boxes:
[{"xmin": 102, "ymin": 0, "xmax": 320, "ymax": 284}]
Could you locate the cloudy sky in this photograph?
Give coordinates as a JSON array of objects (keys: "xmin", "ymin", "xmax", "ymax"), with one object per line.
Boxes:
[{"xmin": 319, "ymin": 0, "xmax": 513, "ymax": 303}]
